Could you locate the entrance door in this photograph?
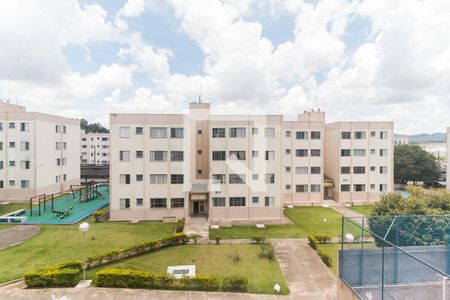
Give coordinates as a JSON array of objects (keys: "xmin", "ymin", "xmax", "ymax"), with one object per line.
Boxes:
[{"xmin": 193, "ymin": 200, "xmax": 205, "ymax": 214}]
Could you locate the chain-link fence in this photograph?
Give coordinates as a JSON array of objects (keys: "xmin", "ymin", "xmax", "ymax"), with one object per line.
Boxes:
[{"xmin": 340, "ymin": 215, "xmax": 450, "ymax": 300}]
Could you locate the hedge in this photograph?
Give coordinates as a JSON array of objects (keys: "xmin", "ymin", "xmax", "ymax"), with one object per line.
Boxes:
[
  {"xmin": 307, "ymin": 235, "xmax": 333, "ymax": 267},
  {"xmin": 24, "ymin": 260, "xmax": 83, "ymax": 288},
  {"xmin": 222, "ymin": 275, "xmax": 248, "ymax": 292},
  {"xmin": 312, "ymin": 234, "xmax": 331, "ymax": 244},
  {"xmin": 95, "ymin": 269, "xmax": 220, "ymax": 291},
  {"xmin": 307, "ymin": 235, "xmax": 317, "ymax": 250},
  {"xmin": 317, "ymin": 249, "xmax": 332, "ymax": 267}
]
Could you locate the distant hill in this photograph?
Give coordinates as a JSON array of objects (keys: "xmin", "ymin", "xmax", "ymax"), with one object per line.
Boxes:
[{"xmin": 395, "ymin": 133, "xmax": 446, "ymax": 142}]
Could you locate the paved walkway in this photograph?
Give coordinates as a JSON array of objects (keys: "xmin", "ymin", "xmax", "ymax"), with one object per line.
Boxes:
[
  {"xmin": 0, "ymin": 239, "xmax": 337, "ymax": 300},
  {"xmin": 185, "ymin": 216, "xmax": 210, "ymax": 242},
  {"xmin": 0, "ymin": 225, "xmax": 39, "ymax": 250}
]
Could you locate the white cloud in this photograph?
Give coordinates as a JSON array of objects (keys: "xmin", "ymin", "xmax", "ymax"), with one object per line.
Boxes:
[{"xmin": 118, "ymin": 0, "xmax": 146, "ymax": 18}]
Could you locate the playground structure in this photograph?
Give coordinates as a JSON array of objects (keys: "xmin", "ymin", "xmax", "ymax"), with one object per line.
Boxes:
[
  {"xmin": 70, "ymin": 181, "xmax": 105, "ymax": 203},
  {"xmin": 29, "ymin": 193, "xmax": 55, "ymax": 217}
]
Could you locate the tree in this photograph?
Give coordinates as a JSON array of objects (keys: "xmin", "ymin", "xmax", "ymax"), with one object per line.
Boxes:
[
  {"xmin": 80, "ymin": 118, "xmax": 109, "ymax": 133},
  {"xmin": 394, "ymin": 144, "xmax": 440, "ymax": 184}
]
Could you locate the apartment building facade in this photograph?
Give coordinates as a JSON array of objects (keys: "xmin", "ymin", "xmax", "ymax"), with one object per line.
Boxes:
[
  {"xmin": 324, "ymin": 122, "xmax": 394, "ymax": 203},
  {"xmin": 0, "ymin": 102, "xmax": 80, "ymax": 202},
  {"xmin": 447, "ymin": 127, "xmax": 449, "ymax": 191},
  {"xmin": 109, "ymin": 102, "xmax": 393, "ymax": 223},
  {"xmin": 80, "ymin": 131, "xmax": 110, "ymax": 165}
]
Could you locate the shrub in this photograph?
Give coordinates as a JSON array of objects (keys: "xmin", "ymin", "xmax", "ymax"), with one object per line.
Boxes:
[
  {"xmin": 189, "ymin": 233, "xmax": 202, "ymax": 244},
  {"xmin": 222, "ymin": 275, "xmax": 248, "ymax": 292},
  {"xmin": 176, "ymin": 218, "xmax": 185, "ymax": 233},
  {"xmin": 213, "ymin": 236, "xmax": 221, "ymax": 244},
  {"xmin": 313, "ymin": 234, "xmax": 331, "ymax": 244},
  {"xmin": 307, "ymin": 235, "xmax": 317, "ymax": 250},
  {"xmin": 95, "ymin": 269, "xmax": 151, "ymax": 288},
  {"xmin": 93, "ymin": 210, "xmax": 105, "ymax": 222},
  {"xmin": 252, "ymin": 235, "xmax": 266, "ymax": 244},
  {"xmin": 24, "ymin": 260, "xmax": 82, "ymax": 288},
  {"xmin": 231, "ymin": 250, "xmax": 240, "ymax": 262},
  {"xmin": 258, "ymin": 244, "xmax": 275, "ymax": 260},
  {"xmin": 317, "ymin": 249, "xmax": 332, "ymax": 267},
  {"xmin": 179, "ymin": 275, "xmax": 220, "ymax": 291}
]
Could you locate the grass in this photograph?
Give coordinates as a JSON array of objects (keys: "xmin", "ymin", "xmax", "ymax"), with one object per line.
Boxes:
[
  {"xmin": 0, "ymin": 203, "xmax": 30, "ymax": 231},
  {"xmin": 0, "ymin": 216, "xmax": 177, "ymax": 283},
  {"xmin": 210, "ymin": 207, "xmax": 344, "ymax": 239},
  {"xmin": 350, "ymin": 205, "xmax": 374, "ymax": 216},
  {"xmin": 87, "ymin": 243, "xmax": 289, "ymax": 295}
]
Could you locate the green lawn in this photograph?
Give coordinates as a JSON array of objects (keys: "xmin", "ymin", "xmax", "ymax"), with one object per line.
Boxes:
[
  {"xmin": 210, "ymin": 207, "xmax": 344, "ymax": 239},
  {"xmin": 0, "ymin": 217, "xmax": 176, "ymax": 283},
  {"xmin": 87, "ymin": 244, "xmax": 289, "ymax": 295},
  {"xmin": 350, "ymin": 205, "xmax": 374, "ymax": 216}
]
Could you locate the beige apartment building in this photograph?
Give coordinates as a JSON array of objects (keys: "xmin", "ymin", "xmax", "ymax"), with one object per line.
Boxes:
[
  {"xmin": 0, "ymin": 102, "xmax": 80, "ymax": 202},
  {"xmin": 109, "ymin": 101, "xmax": 393, "ymax": 223},
  {"xmin": 80, "ymin": 131, "xmax": 110, "ymax": 165},
  {"xmin": 324, "ymin": 122, "xmax": 394, "ymax": 203},
  {"xmin": 447, "ymin": 127, "xmax": 450, "ymax": 190}
]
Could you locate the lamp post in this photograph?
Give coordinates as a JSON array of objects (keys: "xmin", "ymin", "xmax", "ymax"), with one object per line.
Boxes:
[{"xmin": 79, "ymin": 222, "xmax": 89, "ymax": 281}]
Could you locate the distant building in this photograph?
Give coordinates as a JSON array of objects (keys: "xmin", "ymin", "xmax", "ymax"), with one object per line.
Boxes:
[
  {"xmin": 80, "ymin": 131, "xmax": 110, "ymax": 165},
  {"xmin": 0, "ymin": 102, "xmax": 80, "ymax": 202},
  {"xmin": 394, "ymin": 135, "xmax": 409, "ymax": 145},
  {"xmin": 447, "ymin": 127, "xmax": 449, "ymax": 190}
]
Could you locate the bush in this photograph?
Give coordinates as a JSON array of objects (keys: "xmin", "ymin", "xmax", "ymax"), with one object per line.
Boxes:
[
  {"xmin": 179, "ymin": 275, "xmax": 220, "ymax": 291},
  {"xmin": 252, "ymin": 236, "xmax": 266, "ymax": 244},
  {"xmin": 176, "ymin": 218, "xmax": 185, "ymax": 233},
  {"xmin": 258, "ymin": 244, "xmax": 275, "ymax": 260},
  {"xmin": 93, "ymin": 210, "xmax": 105, "ymax": 222},
  {"xmin": 213, "ymin": 236, "xmax": 221, "ymax": 244},
  {"xmin": 24, "ymin": 260, "xmax": 82, "ymax": 288},
  {"xmin": 95, "ymin": 269, "xmax": 151, "ymax": 288},
  {"xmin": 189, "ymin": 233, "xmax": 202, "ymax": 244},
  {"xmin": 317, "ymin": 249, "xmax": 332, "ymax": 267},
  {"xmin": 222, "ymin": 275, "xmax": 248, "ymax": 292},
  {"xmin": 313, "ymin": 234, "xmax": 331, "ymax": 244},
  {"xmin": 307, "ymin": 235, "xmax": 317, "ymax": 250}
]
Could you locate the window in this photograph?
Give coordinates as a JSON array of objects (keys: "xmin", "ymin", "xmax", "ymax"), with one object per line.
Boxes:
[
  {"xmin": 380, "ymin": 166, "xmax": 388, "ymax": 174},
  {"xmin": 21, "ymin": 180, "xmax": 30, "ymax": 188},
  {"xmin": 252, "ymin": 173, "xmax": 259, "ymax": 180},
  {"xmin": 9, "ymin": 180, "xmax": 15, "ymax": 186},
  {"xmin": 197, "ymin": 150, "xmax": 202, "ymax": 155},
  {"xmin": 212, "ymin": 151, "xmax": 226, "ymax": 161},
  {"xmin": 55, "ymin": 124, "xmax": 60, "ymax": 133},
  {"xmin": 286, "ymin": 184, "xmax": 291, "ymax": 190},
  {"xmin": 229, "ymin": 151, "xmax": 246, "ymax": 160},
  {"xmin": 341, "ymin": 167, "xmax": 350, "ymax": 174},
  {"xmin": 296, "ymin": 184, "xmax": 308, "ymax": 192},
  {"xmin": 212, "ymin": 174, "xmax": 226, "ymax": 184},
  {"xmin": 341, "ymin": 149, "xmax": 351, "ymax": 157},
  {"xmin": 197, "ymin": 130, "xmax": 202, "ymax": 135},
  {"xmin": 341, "ymin": 131, "xmax": 351, "ymax": 139},
  {"xmin": 62, "ymin": 126, "xmax": 66, "ymax": 134},
  {"xmin": 213, "ymin": 197, "xmax": 225, "ymax": 207},
  {"xmin": 0, "ymin": 161, "xmax": 3, "ymax": 169},
  {"xmin": 136, "ymin": 151, "xmax": 143, "ymax": 158},
  {"xmin": 136, "ymin": 174, "xmax": 143, "ymax": 181},
  {"xmin": 150, "ymin": 151, "xmax": 167, "ymax": 161},
  {"xmin": 252, "ymin": 127, "xmax": 259, "ymax": 135},
  {"xmin": 136, "ymin": 198, "xmax": 144, "ymax": 206},
  {"xmin": 102, "ymin": 137, "xmax": 108, "ymax": 141},
  {"xmin": 171, "ymin": 174, "xmax": 184, "ymax": 184},
  {"xmin": 353, "ymin": 149, "xmax": 366, "ymax": 156},
  {"xmin": 150, "ymin": 198, "xmax": 167, "ymax": 208},
  {"xmin": 0, "ymin": 181, "xmax": 2, "ymax": 188},
  {"xmin": 171, "ymin": 151, "xmax": 184, "ymax": 161},
  {"xmin": 311, "ymin": 167, "xmax": 321, "ymax": 174},
  {"xmin": 170, "ymin": 128, "xmax": 184, "ymax": 138},
  {"xmin": 229, "ymin": 197, "xmax": 246, "ymax": 206},
  {"xmin": 295, "ymin": 167, "xmax": 308, "ymax": 174},
  {"xmin": 229, "ymin": 174, "xmax": 245, "ymax": 184},
  {"xmin": 9, "ymin": 161, "xmax": 15, "ymax": 167},
  {"xmin": 311, "ymin": 149, "xmax": 321, "ymax": 157},
  {"xmin": 354, "ymin": 131, "xmax": 366, "ymax": 139},
  {"xmin": 354, "ymin": 184, "xmax": 365, "ymax": 192},
  {"xmin": 296, "ymin": 131, "xmax": 308, "ymax": 139},
  {"xmin": 229, "ymin": 127, "xmax": 246, "ymax": 138},
  {"xmin": 285, "ymin": 166, "xmax": 291, "ymax": 172},
  {"xmin": 265, "ymin": 173, "xmax": 275, "ymax": 184},
  {"xmin": 353, "ymin": 166, "xmax": 366, "ymax": 174},
  {"xmin": 0, "ymin": 123, "xmax": 2, "ymax": 131},
  {"xmin": 9, "ymin": 122, "xmax": 15, "ymax": 129},
  {"xmin": 285, "ymin": 149, "xmax": 291, "ymax": 155},
  {"xmin": 370, "ymin": 131, "xmax": 376, "ymax": 137},
  {"xmin": 285, "ymin": 131, "xmax": 291, "ymax": 137},
  {"xmin": 120, "ymin": 198, "xmax": 130, "ymax": 209},
  {"xmin": 252, "ymin": 197, "xmax": 259, "ymax": 204},
  {"xmin": 265, "ymin": 197, "xmax": 274, "ymax": 207},
  {"xmin": 63, "ymin": 142, "xmax": 67, "ymax": 149},
  {"xmin": 0, "ymin": 142, "xmax": 2, "ymax": 150},
  {"xmin": 171, "ymin": 198, "xmax": 184, "ymax": 208},
  {"xmin": 150, "ymin": 127, "xmax": 167, "ymax": 138},
  {"xmin": 380, "ymin": 149, "xmax": 388, "ymax": 157},
  {"xmin": 63, "ymin": 174, "xmax": 67, "ymax": 181},
  {"xmin": 251, "ymin": 150, "xmax": 259, "ymax": 157},
  {"xmin": 20, "ymin": 122, "xmax": 30, "ymax": 132},
  {"xmin": 20, "ymin": 141, "xmax": 29, "ymax": 151},
  {"xmin": 311, "ymin": 131, "xmax": 321, "ymax": 139},
  {"xmin": 212, "ymin": 128, "xmax": 225, "ymax": 138},
  {"xmin": 380, "ymin": 131, "xmax": 388, "ymax": 139},
  {"xmin": 265, "ymin": 127, "xmax": 275, "ymax": 137},
  {"xmin": 136, "ymin": 127, "xmax": 143, "ymax": 135},
  {"xmin": 295, "ymin": 149, "xmax": 308, "ymax": 157},
  {"xmin": 120, "ymin": 174, "xmax": 131, "ymax": 184},
  {"xmin": 341, "ymin": 184, "xmax": 351, "ymax": 192},
  {"xmin": 370, "ymin": 149, "xmax": 376, "ymax": 155},
  {"xmin": 370, "ymin": 166, "xmax": 376, "ymax": 171},
  {"xmin": 119, "ymin": 151, "xmax": 130, "ymax": 161},
  {"xmin": 379, "ymin": 184, "xmax": 388, "ymax": 192},
  {"xmin": 9, "ymin": 142, "xmax": 15, "ymax": 148},
  {"xmin": 311, "ymin": 184, "xmax": 321, "ymax": 192},
  {"xmin": 150, "ymin": 174, "xmax": 167, "ymax": 184},
  {"xmin": 119, "ymin": 127, "xmax": 130, "ymax": 138},
  {"xmin": 56, "ymin": 142, "xmax": 61, "ymax": 150},
  {"xmin": 21, "ymin": 161, "xmax": 30, "ymax": 169},
  {"xmin": 81, "ymin": 138, "xmax": 87, "ymax": 141},
  {"xmin": 265, "ymin": 151, "xmax": 275, "ymax": 160}
]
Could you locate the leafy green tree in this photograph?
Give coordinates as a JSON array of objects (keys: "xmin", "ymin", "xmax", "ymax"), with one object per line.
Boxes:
[
  {"xmin": 80, "ymin": 118, "xmax": 109, "ymax": 133},
  {"xmin": 394, "ymin": 144, "xmax": 440, "ymax": 184}
]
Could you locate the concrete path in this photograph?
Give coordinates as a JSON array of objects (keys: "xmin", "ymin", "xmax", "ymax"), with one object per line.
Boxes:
[
  {"xmin": 0, "ymin": 225, "xmax": 39, "ymax": 250},
  {"xmin": 0, "ymin": 239, "xmax": 337, "ymax": 300},
  {"xmin": 185, "ymin": 215, "xmax": 210, "ymax": 242}
]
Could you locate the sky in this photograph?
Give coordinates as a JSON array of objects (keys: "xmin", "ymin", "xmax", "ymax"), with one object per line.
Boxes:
[{"xmin": 0, "ymin": 0, "xmax": 449, "ymax": 134}]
